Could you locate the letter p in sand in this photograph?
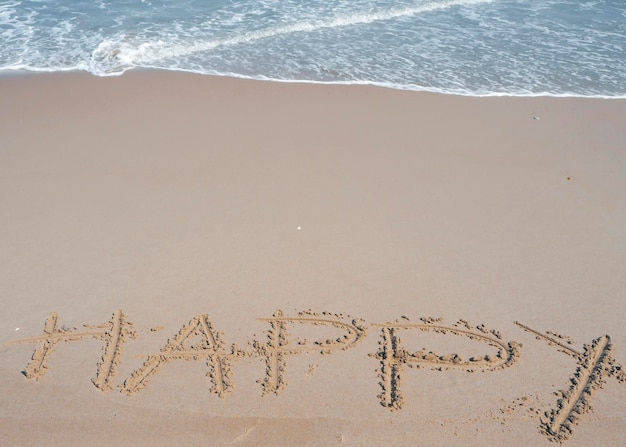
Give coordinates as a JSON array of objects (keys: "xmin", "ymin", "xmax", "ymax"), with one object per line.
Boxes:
[
  {"xmin": 373, "ymin": 319, "xmax": 520, "ymax": 410},
  {"xmin": 255, "ymin": 310, "xmax": 367, "ymax": 395}
]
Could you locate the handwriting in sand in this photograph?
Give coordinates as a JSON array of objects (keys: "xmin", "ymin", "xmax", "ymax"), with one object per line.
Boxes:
[{"xmin": 7, "ymin": 310, "xmax": 625, "ymax": 443}]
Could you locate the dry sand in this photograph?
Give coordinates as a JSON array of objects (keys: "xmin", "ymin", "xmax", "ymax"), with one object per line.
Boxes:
[{"xmin": 1, "ymin": 71, "xmax": 625, "ymax": 446}]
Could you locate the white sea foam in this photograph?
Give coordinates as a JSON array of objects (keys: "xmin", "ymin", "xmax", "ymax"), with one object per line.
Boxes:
[{"xmin": 89, "ymin": 0, "xmax": 493, "ymax": 75}]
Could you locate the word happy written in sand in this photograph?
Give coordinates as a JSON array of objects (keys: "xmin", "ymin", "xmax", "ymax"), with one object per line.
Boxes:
[{"xmin": 8, "ymin": 310, "xmax": 626, "ymax": 444}]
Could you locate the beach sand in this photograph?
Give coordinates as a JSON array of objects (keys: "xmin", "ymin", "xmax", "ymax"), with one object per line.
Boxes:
[{"xmin": 1, "ymin": 71, "xmax": 625, "ymax": 446}]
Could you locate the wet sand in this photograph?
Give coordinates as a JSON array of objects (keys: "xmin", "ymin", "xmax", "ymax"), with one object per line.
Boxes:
[{"xmin": 1, "ymin": 71, "xmax": 625, "ymax": 446}]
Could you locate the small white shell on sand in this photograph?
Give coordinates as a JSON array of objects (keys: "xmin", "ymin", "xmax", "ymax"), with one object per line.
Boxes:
[
  {"xmin": 533, "ymin": 115, "xmax": 541, "ymax": 120},
  {"xmin": 296, "ymin": 226, "xmax": 302, "ymax": 231}
]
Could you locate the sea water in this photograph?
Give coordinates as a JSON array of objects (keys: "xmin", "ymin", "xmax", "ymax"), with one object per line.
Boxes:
[{"xmin": 1, "ymin": 0, "xmax": 625, "ymax": 97}]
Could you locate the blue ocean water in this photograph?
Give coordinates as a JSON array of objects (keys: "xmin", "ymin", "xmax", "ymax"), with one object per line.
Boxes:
[{"xmin": 1, "ymin": 0, "xmax": 625, "ymax": 97}]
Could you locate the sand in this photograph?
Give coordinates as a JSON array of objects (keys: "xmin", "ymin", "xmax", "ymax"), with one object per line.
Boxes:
[{"xmin": 1, "ymin": 71, "xmax": 625, "ymax": 446}]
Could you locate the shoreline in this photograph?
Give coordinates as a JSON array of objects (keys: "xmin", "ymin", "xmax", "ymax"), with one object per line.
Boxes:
[
  {"xmin": 1, "ymin": 70, "xmax": 625, "ymax": 446},
  {"xmin": 2, "ymin": 67, "xmax": 626, "ymax": 99}
]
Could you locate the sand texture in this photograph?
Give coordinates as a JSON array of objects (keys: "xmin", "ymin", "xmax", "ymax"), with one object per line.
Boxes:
[{"xmin": 1, "ymin": 71, "xmax": 625, "ymax": 445}]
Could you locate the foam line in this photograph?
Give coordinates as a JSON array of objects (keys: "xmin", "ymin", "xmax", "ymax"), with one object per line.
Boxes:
[{"xmin": 90, "ymin": 0, "xmax": 492, "ymax": 74}]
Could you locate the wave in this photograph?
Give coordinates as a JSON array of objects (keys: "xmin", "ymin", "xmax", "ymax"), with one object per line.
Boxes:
[
  {"xmin": 89, "ymin": 0, "xmax": 493, "ymax": 75},
  {"xmin": 3, "ymin": 0, "xmax": 625, "ymax": 98}
]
